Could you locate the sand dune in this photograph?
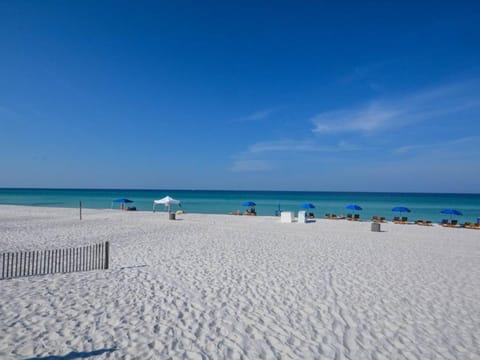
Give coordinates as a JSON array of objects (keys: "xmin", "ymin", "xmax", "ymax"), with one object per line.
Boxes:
[{"xmin": 1, "ymin": 205, "xmax": 479, "ymax": 359}]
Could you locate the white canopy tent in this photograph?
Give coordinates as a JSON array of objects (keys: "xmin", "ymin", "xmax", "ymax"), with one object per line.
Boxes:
[{"xmin": 153, "ymin": 196, "xmax": 181, "ymax": 213}]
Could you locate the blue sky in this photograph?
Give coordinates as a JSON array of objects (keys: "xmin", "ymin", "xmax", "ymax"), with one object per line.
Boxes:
[{"xmin": 1, "ymin": 1, "xmax": 479, "ymax": 192}]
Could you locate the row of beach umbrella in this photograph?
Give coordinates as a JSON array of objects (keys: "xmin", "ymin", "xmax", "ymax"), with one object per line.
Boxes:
[
  {"xmin": 243, "ymin": 200, "xmax": 464, "ymax": 218},
  {"xmin": 115, "ymin": 198, "xmax": 464, "ymax": 219},
  {"xmin": 391, "ymin": 206, "xmax": 463, "ymax": 217}
]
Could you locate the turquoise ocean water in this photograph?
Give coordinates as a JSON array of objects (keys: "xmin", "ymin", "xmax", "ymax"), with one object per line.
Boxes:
[{"xmin": 1, "ymin": 188, "xmax": 479, "ymax": 223}]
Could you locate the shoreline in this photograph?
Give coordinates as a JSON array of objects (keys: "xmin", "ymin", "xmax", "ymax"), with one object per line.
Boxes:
[{"xmin": 0, "ymin": 204, "xmax": 477, "ymax": 227}]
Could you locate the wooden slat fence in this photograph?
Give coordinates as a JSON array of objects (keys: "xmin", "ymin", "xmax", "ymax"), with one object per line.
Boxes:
[{"xmin": 1, "ymin": 241, "xmax": 109, "ymax": 280}]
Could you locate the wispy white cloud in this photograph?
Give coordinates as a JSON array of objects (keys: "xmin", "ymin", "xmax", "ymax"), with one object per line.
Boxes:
[
  {"xmin": 229, "ymin": 139, "xmax": 360, "ymax": 173},
  {"xmin": 229, "ymin": 80, "xmax": 480, "ymax": 176},
  {"xmin": 249, "ymin": 139, "xmax": 316, "ymax": 153},
  {"xmin": 394, "ymin": 135, "xmax": 480, "ymax": 154},
  {"xmin": 312, "ymin": 80, "xmax": 480, "ymax": 134},
  {"xmin": 394, "ymin": 144, "xmax": 432, "ymax": 154},
  {"xmin": 234, "ymin": 108, "xmax": 277, "ymax": 123},
  {"xmin": 248, "ymin": 139, "xmax": 360, "ymax": 153},
  {"xmin": 312, "ymin": 102, "xmax": 401, "ymax": 134},
  {"xmin": 230, "ymin": 160, "xmax": 273, "ymax": 172},
  {"xmin": 449, "ymin": 135, "xmax": 480, "ymax": 145}
]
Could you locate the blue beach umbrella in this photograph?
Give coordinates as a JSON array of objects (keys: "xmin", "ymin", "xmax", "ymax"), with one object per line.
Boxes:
[
  {"xmin": 242, "ymin": 200, "xmax": 256, "ymax": 215},
  {"xmin": 392, "ymin": 206, "xmax": 411, "ymax": 213},
  {"xmin": 441, "ymin": 208, "xmax": 462, "ymax": 220},
  {"xmin": 111, "ymin": 198, "xmax": 134, "ymax": 210},
  {"xmin": 301, "ymin": 203, "xmax": 315, "ymax": 209},
  {"xmin": 345, "ymin": 204, "xmax": 362, "ymax": 216},
  {"xmin": 345, "ymin": 204, "xmax": 362, "ymax": 211},
  {"xmin": 441, "ymin": 209, "xmax": 462, "ymax": 216},
  {"xmin": 113, "ymin": 198, "xmax": 133, "ymax": 203},
  {"xmin": 392, "ymin": 207, "xmax": 411, "ymax": 219}
]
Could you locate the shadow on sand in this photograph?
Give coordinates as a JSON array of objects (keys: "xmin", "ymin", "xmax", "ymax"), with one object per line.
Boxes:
[
  {"xmin": 120, "ymin": 264, "xmax": 147, "ymax": 270},
  {"xmin": 24, "ymin": 348, "xmax": 116, "ymax": 360}
]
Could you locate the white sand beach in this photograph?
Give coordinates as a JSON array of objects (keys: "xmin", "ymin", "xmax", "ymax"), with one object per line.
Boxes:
[{"xmin": 1, "ymin": 205, "xmax": 479, "ymax": 359}]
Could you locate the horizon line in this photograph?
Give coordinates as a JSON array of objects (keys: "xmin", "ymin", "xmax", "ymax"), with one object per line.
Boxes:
[{"xmin": 0, "ymin": 187, "xmax": 479, "ymax": 196}]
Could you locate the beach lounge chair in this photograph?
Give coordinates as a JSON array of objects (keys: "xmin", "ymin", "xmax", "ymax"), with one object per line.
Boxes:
[
  {"xmin": 354, "ymin": 214, "xmax": 360, "ymax": 221},
  {"xmin": 331, "ymin": 214, "xmax": 338, "ymax": 219},
  {"xmin": 325, "ymin": 213, "xmax": 331, "ymax": 219},
  {"xmin": 416, "ymin": 220, "xmax": 431, "ymax": 226},
  {"xmin": 371, "ymin": 216, "xmax": 379, "ymax": 222},
  {"xmin": 379, "ymin": 217, "xmax": 386, "ymax": 223},
  {"xmin": 244, "ymin": 208, "xmax": 256, "ymax": 216},
  {"xmin": 347, "ymin": 214, "xmax": 353, "ymax": 221},
  {"xmin": 401, "ymin": 217, "xmax": 408, "ymax": 224},
  {"xmin": 393, "ymin": 216, "xmax": 401, "ymax": 223},
  {"xmin": 447, "ymin": 220, "xmax": 458, "ymax": 227},
  {"xmin": 441, "ymin": 219, "xmax": 449, "ymax": 226}
]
